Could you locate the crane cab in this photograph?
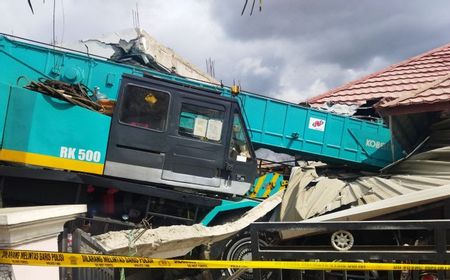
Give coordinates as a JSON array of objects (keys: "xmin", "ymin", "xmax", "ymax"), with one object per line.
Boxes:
[{"xmin": 104, "ymin": 74, "xmax": 257, "ymax": 195}]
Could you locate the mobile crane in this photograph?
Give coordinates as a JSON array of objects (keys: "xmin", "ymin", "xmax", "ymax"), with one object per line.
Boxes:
[
  {"xmin": 0, "ymin": 32, "xmax": 402, "ymax": 225},
  {"xmin": 0, "ymin": 34, "xmax": 405, "ymax": 278},
  {"xmin": 0, "ymin": 33, "xmax": 400, "ymax": 223}
]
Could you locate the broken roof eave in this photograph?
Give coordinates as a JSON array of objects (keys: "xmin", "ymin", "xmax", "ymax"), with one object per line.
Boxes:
[{"xmin": 307, "ymin": 41, "xmax": 450, "ymax": 107}]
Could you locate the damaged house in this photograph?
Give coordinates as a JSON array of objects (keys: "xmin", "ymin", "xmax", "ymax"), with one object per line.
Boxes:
[{"xmin": 281, "ymin": 42, "xmax": 450, "ymax": 229}]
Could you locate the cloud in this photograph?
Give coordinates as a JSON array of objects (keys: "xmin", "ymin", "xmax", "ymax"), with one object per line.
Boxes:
[
  {"xmin": 209, "ymin": 0, "xmax": 450, "ymax": 99},
  {"xmin": 236, "ymin": 57, "xmax": 273, "ymax": 76}
]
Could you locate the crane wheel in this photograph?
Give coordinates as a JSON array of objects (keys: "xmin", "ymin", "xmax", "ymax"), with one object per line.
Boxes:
[{"xmin": 331, "ymin": 230, "xmax": 354, "ymax": 251}]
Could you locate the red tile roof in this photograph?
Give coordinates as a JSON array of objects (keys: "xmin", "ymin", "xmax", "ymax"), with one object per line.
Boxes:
[
  {"xmin": 308, "ymin": 42, "xmax": 450, "ymax": 112},
  {"xmin": 376, "ymin": 73, "xmax": 450, "ymax": 116}
]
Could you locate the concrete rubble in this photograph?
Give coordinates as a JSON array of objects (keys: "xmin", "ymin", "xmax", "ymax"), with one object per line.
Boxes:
[
  {"xmin": 93, "ymin": 190, "xmax": 283, "ymax": 258},
  {"xmin": 64, "ymin": 28, "xmax": 218, "ymax": 84}
]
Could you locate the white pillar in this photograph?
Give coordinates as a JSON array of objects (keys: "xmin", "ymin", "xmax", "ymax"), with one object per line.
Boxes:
[{"xmin": 0, "ymin": 205, "xmax": 87, "ymax": 280}]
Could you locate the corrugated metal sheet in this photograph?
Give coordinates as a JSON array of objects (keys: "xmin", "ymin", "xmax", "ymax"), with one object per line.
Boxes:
[
  {"xmin": 280, "ymin": 155, "xmax": 450, "ymax": 221},
  {"xmin": 308, "ymin": 42, "xmax": 450, "ymax": 108},
  {"xmin": 280, "ymin": 119, "xmax": 450, "ymax": 222}
]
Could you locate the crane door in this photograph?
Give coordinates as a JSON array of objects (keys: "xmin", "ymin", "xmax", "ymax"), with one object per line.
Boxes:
[
  {"xmin": 104, "ymin": 75, "xmax": 171, "ymax": 182},
  {"xmin": 161, "ymin": 96, "xmax": 229, "ymax": 188}
]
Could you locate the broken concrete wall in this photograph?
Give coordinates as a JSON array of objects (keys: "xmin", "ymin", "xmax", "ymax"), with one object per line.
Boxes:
[{"xmin": 64, "ymin": 28, "xmax": 218, "ymax": 84}]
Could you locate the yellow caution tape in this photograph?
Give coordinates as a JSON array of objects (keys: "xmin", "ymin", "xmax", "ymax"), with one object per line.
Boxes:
[{"xmin": 1, "ymin": 249, "xmax": 450, "ymax": 270}]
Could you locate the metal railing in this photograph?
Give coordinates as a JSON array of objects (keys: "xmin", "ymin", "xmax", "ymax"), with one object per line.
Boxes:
[
  {"xmin": 66, "ymin": 228, "xmax": 115, "ymax": 280},
  {"xmin": 250, "ymin": 220, "xmax": 450, "ymax": 280}
]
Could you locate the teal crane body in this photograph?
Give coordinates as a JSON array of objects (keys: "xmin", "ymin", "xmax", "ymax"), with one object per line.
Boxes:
[{"xmin": 0, "ymin": 34, "xmax": 403, "ymax": 175}]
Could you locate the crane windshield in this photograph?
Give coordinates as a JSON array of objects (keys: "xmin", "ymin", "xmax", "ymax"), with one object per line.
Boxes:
[{"xmin": 229, "ymin": 112, "xmax": 252, "ymax": 162}]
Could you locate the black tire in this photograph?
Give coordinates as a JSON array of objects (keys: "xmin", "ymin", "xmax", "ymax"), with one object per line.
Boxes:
[
  {"xmin": 209, "ymin": 231, "xmax": 275, "ymax": 280},
  {"xmin": 203, "ymin": 209, "xmax": 278, "ymax": 279}
]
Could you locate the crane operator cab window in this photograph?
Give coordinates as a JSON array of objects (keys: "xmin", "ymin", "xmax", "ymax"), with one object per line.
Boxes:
[
  {"xmin": 119, "ymin": 85, "xmax": 170, "ymax": 131},
  {"xmin": 229, "ymin": 112, "xmax": 252, "ymax": 162},
  {"xmin": 178, "ymin": 104, "xmax": 224, "ymax": 142}
]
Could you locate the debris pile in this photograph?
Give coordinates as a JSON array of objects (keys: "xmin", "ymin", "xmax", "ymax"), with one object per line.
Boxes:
[
  {"xmin": 25, "ymin": 79, "xmax": 115, "ymax": 115},
  {"xmin": 93, "ymin": 190, "xmax": 283, "ymax": 258}
]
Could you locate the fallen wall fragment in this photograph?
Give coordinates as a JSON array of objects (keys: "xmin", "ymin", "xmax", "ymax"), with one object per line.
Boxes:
[
  {"xmin": 93, "ymin": 190, "xmax": 283, "ymax": 258},
  {"xmin": 64, "ymin": 28, "xmax": 218, "ymax": 84}
]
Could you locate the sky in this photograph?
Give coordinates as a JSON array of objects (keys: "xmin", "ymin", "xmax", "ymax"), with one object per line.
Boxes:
[{"xmin": 1, "ymin": 0, "xmax": 450, "ymax": 103}]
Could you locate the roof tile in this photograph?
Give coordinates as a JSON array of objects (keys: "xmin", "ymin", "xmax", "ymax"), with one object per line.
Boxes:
[
  {"xmin": 377, "ymin": 75, "xmax": 450, "ymax": 109},
  {"xmin": 308, "ymin": 42, "xmax": 450, "ymax": 113}
]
